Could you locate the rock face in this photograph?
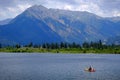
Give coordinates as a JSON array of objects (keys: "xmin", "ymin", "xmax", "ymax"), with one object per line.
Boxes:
[{"xmin": 0, "ymin": 5, "xmax": 120, "ymax": 45}]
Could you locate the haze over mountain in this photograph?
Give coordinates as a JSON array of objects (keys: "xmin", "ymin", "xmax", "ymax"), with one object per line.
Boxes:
[
  {"xmin": 0, "ymin": 18, "xmax": 12, "ymax": 25},
  {"xmin": 0, "ymin": 5, "xmax": 120, "ymax": 45}
]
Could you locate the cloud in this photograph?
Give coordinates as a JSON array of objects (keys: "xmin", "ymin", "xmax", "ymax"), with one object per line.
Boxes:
[
  {"xmin": 99, "ymin": 0, "xmax": 120, "ymax": 10},
  {"xmin": 0, "ymin": 0, "xmax": 120, "ymax": 20},
  {"xmin": 113, "ymin": 11, "xmax": 120, "ymax": 17},
  {"xmin": 0, "ymin": 0, "xmax": 32, "ymax": 20},
  {"xmin": 0, "ymin": 0, "xmax": 16, "ymax": 7}
]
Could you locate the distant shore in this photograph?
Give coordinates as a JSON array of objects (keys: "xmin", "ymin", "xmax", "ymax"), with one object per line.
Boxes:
[
  {"xmin": 0, "ymin": 47, "xmax": 120, "ymax": 54},
  {"xmin": 1, "ymin": 41, "xmax": 120, "ymax": 54}
]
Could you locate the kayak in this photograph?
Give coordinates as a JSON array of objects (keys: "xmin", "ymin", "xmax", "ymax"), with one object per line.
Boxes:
[{"xmin": 84, "ymin": 68, "xmax": 96, "ymax": 72}]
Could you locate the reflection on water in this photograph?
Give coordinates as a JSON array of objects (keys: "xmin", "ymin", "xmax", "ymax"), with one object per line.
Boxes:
[{"xmin": 0, "ymin": 53, "xmax": 120, "ymax": 80}]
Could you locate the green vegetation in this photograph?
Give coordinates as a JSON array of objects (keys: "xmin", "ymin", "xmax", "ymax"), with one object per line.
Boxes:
[{"xmin": 0, "ymin": 40, "xmax": 120, "ymax": 54}]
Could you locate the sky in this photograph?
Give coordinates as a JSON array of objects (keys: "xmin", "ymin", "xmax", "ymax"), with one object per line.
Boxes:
[{"xmin": 0, "ymin": 0, "xmax": 120, "ymax": 20}]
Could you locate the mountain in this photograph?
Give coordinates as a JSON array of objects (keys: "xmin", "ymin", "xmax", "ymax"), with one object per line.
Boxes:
[
  {"xmin": 106, "ymin": 17, "xmax": 120, "ymax": 22},
  {"xmin": 0, "ymin": 5, "xmax": 120, "ymax": 45},
  {"xmin": 106, "ymin": 36, "xmax": 120, "ymax": 45},
  {"xmin": 0, "ymin": 18, "xmax": 12, "ymax": 25}
]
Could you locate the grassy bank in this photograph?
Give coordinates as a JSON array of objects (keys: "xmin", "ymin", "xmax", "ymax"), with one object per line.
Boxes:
[{"xmin": 0, "ymin": 47, "xmax": 120, "ymax": 54}]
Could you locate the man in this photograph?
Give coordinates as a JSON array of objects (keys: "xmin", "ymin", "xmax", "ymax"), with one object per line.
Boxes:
[{"xmin": 88, "ymin": 66, "xmax": 92, "ymax": 71}]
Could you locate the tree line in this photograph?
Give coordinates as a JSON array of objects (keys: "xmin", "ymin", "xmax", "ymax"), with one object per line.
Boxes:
[{"xmin": 1, "ymin": 40, "xmax": 119, "ymax": 50}]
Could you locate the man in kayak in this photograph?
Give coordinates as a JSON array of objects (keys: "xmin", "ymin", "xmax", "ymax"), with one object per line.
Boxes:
[
  {"xmin": 88, "ymin": 66, "xmax": 95, "ymax": 72},
  {"xmin": 88, "ymin": 66, "xmax": 92, "ymax": 71},
  {"xmin": 85, "ymin": 66, "xmax": 96, "ymax": 72}
]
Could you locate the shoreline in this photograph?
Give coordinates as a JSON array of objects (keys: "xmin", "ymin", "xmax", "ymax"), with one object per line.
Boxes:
[{"xmin": 0, "ymin": 47, "xmax": 120, "ymax": 54}]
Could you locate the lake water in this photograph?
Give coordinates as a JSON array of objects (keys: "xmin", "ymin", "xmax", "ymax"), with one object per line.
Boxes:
[{"xmin": 0, "ymin": 53, "xmax": 120, "ymax": 80}]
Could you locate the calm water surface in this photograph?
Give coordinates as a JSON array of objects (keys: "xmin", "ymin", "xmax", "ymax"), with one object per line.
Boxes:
[{"xmin": 0, "ymin": 53, "xmax": 120, "ymax": 80}]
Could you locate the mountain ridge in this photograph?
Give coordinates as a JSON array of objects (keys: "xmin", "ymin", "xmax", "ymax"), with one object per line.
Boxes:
[
  {"xmin": 0, "ymin": 18, "xmax": 12, "ymax": 25},
  {"xmin": 0, "ymin": 5, "xmax": 120, "ymax": 45}
]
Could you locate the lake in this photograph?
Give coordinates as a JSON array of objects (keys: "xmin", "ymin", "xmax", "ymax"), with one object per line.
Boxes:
[{"xmin": 0, "ymin": 53, "xmax": 120, "ymax": 80}]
